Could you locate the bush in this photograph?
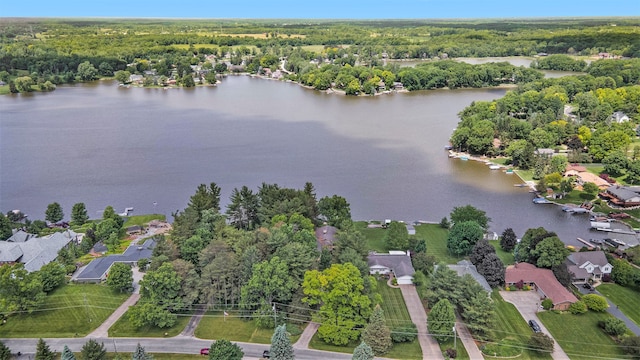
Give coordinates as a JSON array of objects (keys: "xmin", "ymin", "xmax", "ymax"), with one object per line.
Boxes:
[
  {"xmin": 569, "ymin": 301, "xmax": 587, "ymax": 314},
  {"xmin": 582, "ymin": 294, "xmax": 609, "ymax": 312},
  {"xmin": 602, "ymin": 317, "xmax": 628, "ymax": 336},
  {"xmin": 621, "ymin": 336, "xmax": 640, "ymax": 357},
  {"xmin": 439, "ymin": 217, "xmax": 450, "ymax": 229},
  {"xmin": 541, "ymin": 298, "xmax": 553, "ymax": 310},
  {"xmin": 528, "ymin": 333, "xmax": 554, "ymax": 353},
  {"xmin": 391, "ymin": 324, "xmax": 418, "ymax": 343},
  {"xmin": 445, "ymin": 348, "xmax": 457, "ymax": 359},
  {"xmin": 522, "ymin": 285, "xmax": 530, "ymax": 291},
  {"xmin": 507, "ymin": 285, "xmax": 516, "ymax": 291}
]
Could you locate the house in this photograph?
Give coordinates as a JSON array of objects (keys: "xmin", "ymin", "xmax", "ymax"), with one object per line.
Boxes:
[
  {"xmin": 565, "ymin": 251, "xmax": 613, "ymax": 283},
  {"xmin": 315, "ymin": 225, "xmax": 338, "ymax": 251},
  {"xmin": 603, "ymin": 185, "xmax": 640, "ymax": 207},
  {"xmin": 535, "ymin": 148, "xmax": 556, "ymax": 156},
  {"xmin": 0, "ymin": 230, "xmax": 79, "ymax": 272},
  {"xmin": 610, "ymin": 111, "xmax": 630, "ymax": 123},
  {"xmin": 392, "ymin": 82, "xmax": 404, "ymax": 90},
  {"xmin": 565, "ymin": 169, "xmax": 611, "ymax": 189},
  {"xmin": 74, "ymin": 239, "xmax": 156, "ymax": 283},
  {"xmin": 368, "ymin": 251, "xmax": 415, "ymax": 285},
  {"xmin": 446, "ymin": 260, "xmax": 492, "ymax": 294},
  {"xmin": 505, "ymin": 262, "xmax": 578, "ymax": 310},
  {"xmin": 129, "ymin": 74, "xmax": 143, "ymax": 84}
]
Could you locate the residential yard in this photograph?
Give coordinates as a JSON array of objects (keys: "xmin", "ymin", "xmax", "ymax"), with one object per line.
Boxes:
[
  {"xmin": 376, "ymin": 280, "xmax": 422, "ymax": 359},
  {"xmin": 0, "ymin": 284, "xmax": 129, "ymax": 338},
  {"xmin": 108, "ymin": 310, "xmax": 192, "ymax": 337},
  {"xmin": 597, "ymin": 283, "xmax": 640, "ymax": 326},
  {"xmin": 416, "ymin": 224, "xmax": 464, "ymax": 265},
  {"xmin": 489, "ymin": 240, "xmax": 515, "ymax": 265},
  {"xmin": 194, "ymin": 311, "xmax": 302, "ymax": 344},
  {"xmin": 123, "ymin": 214, "xmax": 166, "ymax": 227},
  {"xmin": 437, "ymin": 338, "xmax": 470, "ymax": 359},
  {"xmin": 355, "ymin": 221, "xmax": 387, "ymax": 252},
  {"xmin": 537, "ymin": 310, "xmax": 626, "ymax": 359},
  {"xmin": 489, "ymin": 291, "xmax": 551, "ymax": 360}
]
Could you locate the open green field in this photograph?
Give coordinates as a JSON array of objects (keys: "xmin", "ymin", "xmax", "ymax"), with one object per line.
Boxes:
[
  {"xmin": 597, "ymin": 283, "xmax": 640, "ymax": 327},
  {"xmin": 377, "ymin": 280, "xmax": 422, "ymax": 359},
  {"xmin": 537, "ymin": 310, "xmax": 626, "ymax": 360},
  {"xmin": 108, "ymin": 310, "xmax": 192, "ymax": 337},
  {"xmin": 0, "ymin": 284, "xmax": 129, "ymax": 338},
  {"xmin": 194, "ymin": 311, "xmax": 301, "ymax": 344},
  {"xmin": 355, "ymin": 221, "xmax": 387, "ymax": 252},
  {"xmin": 489, "ymin": 291, "xmax": 551, "ymax": 360},
  {"xmin": 416, "ymin": 224, "xmax": 463, "ymax": 265},
  {"xmin": 123, "ymin": 214, "xmax": 166, "ymax": 227},
  {"xmin": 489, "ymin": 240, "xmax": 515, "ymax": 265}
]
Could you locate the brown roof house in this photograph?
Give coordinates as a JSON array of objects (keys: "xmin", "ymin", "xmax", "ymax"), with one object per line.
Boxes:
[
  {"xmin": 565, "ymin": 251, "xmax": 612, "ymax": 284},
  {"xmin": 368, "ymin": 251, "xmax": 415, "ymax": 285},
  {"xmin": 505, "ymin": 262, "xmax": 578, "ymax": 310}
]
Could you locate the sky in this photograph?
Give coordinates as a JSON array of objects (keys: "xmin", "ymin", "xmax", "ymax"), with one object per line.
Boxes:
[{"xmin": 2, "ymin": 0, "xmax": 639, "ymax": 18}]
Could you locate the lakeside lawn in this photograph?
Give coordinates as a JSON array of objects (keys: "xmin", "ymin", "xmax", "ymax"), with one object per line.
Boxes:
[
  {"xmin": 596, "ymin": 283, "xmax": 640, "ymax": 327},
  {"xmin": 489, "ymin": 240, "xmax": 515, "ymax": 265},
  {"xmin": 0, "ymin": 284, "xmax": 129, "ymax": 338},
  {"xmin": 490, "ymin": 291, "xmax": 551, "ymax": 360},
  {"xmin": 194, "ymin": 311, "xmax": 302, "ymax": 344},
  {"xmin": 416, "ymin": 224, "xmax": 464, "ymax": 265},
  {"xmin": 123, "ymin": 214, "xmax": 166, "ymax": 227},
  {"xmin": 355, "ymin": 221, "xmax": 387, "ymax": 252},
  {"xmin": 537, "ymin": 310, "xmax": 626, "ymax": 360},
  {"xmin": 108, "ymin": 309, "xmax": 192, "ymax": 338}
]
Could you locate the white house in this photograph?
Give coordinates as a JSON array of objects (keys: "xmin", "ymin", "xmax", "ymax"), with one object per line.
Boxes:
[
  {"xmin": 368, "ymin": 251, "xmax": 415, "ymax": 285},
  {"xmin": 610, "ymin": 111, "xmax": 630, "ymax": 123},
  {"xmin": 566, "ymin": 251, "xmax": 613, "ymax": 283}
]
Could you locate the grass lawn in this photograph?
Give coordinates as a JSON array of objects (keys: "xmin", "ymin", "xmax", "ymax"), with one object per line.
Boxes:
[
  {"xmin": 416, "ymin": 224, "xmax": 463, "ymax": 265},
  {"xmin": 515, "ymin": 169, "xmax": 534, "ymax": 182},
  {"xmin": 489, "ymin": 240, "xmax": 515, "ymax": 265},
  {"xmin": 355, "ymin": 221, "xmax": 387, "ymax": 252},
  {"xmin": 437, "ymin": 337, "xmax": 470, "ymax": 359},
  {"xmin": 123, "ymin": 214, "xmax": 166, "ymax": 227},
  {"xmin": 71, "ymin": 354, "xmax": 204, "ymax": 359},
  {"xmin": 0, "ymin": 284, "xmax": 129, "ymax": 338},
  {"xmin": 597, "ymin": 283, "xmax": 640, "ymax": 327},
  {"xmin": 308, "ymin": 332, "xmax": 358, "ymax": 353},
  {"xmin": 537, "ymin": 310, "xmax": 626, "ymax": 360},
  {"xmin": 194, "ymin": 311, "xmax": 302, "ymax": 344},
  {"xmin": 376, "ymin": 280, "xmax": 422, "ymax": 359},
  {"xmin": 108, "ymin": 310, "xmax": 192, "ymax": 337},
  {"xmin": 490, "ymin": 291, "xmax": 551, "ymax": 360}
]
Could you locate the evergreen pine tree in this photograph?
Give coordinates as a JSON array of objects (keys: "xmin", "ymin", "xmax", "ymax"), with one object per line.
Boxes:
[
  {"xmin": 351, "ymin": 342, "xmax": 374, "ymax": 360},
  {"xmin": 132, "ymin": 343, "xmax": 153, "ymax": 360},
  {"xmin": 209, "ymin": 339, "xmax": 243, "ymax": 360},
  {"xmin": 0, "ymin": 340, "xmax": 11, "ymax": 360},
  {"xmin": 270, "ymin": 324, "xmax": 294, "ymax": 360},
  {"xmin": 361, "ymin": 305, "xmax": 392, "ymax": 355},
  {"xmin": 427, "ymin": 299, "xmax": 456, "ymax": 343},
  {"xmin": 35, "ymin": 338, "xmax": 55, "ymax": 360},
  {"xmin": 61, "ymin": 345, "xmax": 76, "ymax": 360},
  {"xmin": 80, "ymin": 339, "xmax": 106, "ymax": 360}
]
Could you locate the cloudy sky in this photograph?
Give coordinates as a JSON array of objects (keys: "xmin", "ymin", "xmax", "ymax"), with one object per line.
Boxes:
[{"xmin": 3, "ymin": 0, "xmax": 639, "ymax": 18}]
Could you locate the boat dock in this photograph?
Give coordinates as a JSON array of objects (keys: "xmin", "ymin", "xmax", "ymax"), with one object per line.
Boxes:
[{"xmin": 576, "ymin": 237, "xmax": 595, "ymax": 250}]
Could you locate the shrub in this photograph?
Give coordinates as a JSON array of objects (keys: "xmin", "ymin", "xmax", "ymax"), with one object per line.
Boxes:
[
  {"xmin": 522, "ymin": 285, "xmax": 530, "ymax": 291},
  {"xmin": 583, "ymin": 294, "xmax": 609, "ymax": 312},
  {"xmin": 391, "ymin": 324, "xmax": 418, "ymax": 343},
  {"xmin": 541, "ymin": 298, "xmax": 553, "ymax": 310},
  {"xmin": 528, "ymin": 333, "xmax": 554, "ymax": 353},
  {"xmin": 602, "ymin": 317, "xmax": 628, "ymax": 336},
  {"xmin": 515, "ymin": 280, "xmax": 524, "ymax": 290},
  {"xmin": 445, "ymin": 348, "xmax": 457, "ymax": 359},
  {"xmin": 508, "ymin": 285, "xmax": 516, "ymax": 291},
  {"xmin": 568, "ymin": 301, "xmax": 587, "ymax": 314},
  {"xmin": 621, "ymin": 336, "xmax": 640, "ymax": 357},
  {"xmin": 439, "ymin": 217, "xmax": 450, "ymax": 229}
]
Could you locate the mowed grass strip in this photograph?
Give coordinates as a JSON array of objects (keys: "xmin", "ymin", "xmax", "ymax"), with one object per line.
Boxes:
[
  {"xmin": 376, "ymin": 280, "xmax": 422, "ymax": 359},
  {"xmin": 489, "ymin": 240, "xmax": 515, "ymax": 265},
  {"xmin": 416, "ymin": 224, "xmax": 464, "ymax": 265},
  {"xmin": 537, "ymin": 310, "xmax": 626, "ymax": 360},
  {"xmin": 123, "ymin": 214, "xmax": 166, "ymax": 227},
  {"xmin": 108, "ymin": 309, "xmax": 192, "ymax": 337},
  {"xmin": 194, "ymin": 311, "xmax": 301, "ymax": 344},
  {"xmin": 491, "ymin": 291, "xmax": 551, "ymax": 360},
  {"xmin": 355, "ymin": 221, "xmax": 387, "ymax": 252},
  {"xmin": 596, "ymin": 283, "xmax": 640, "ymax": 327},
  {"xmin": 0, "ymin": 284, "xmax": 129, "ymax": 338}
]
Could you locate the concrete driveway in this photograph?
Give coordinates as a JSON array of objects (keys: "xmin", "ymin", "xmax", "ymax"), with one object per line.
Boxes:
[{"xmin": 499, "ymin": 291, "xmax": 570, "ymax": 360}]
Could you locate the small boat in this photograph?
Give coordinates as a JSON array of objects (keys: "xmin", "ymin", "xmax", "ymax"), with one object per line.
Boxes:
[
  {"xmin": 514, "ymin": 183, "xmax": 528, "ymax": 187},
  {"xmin": 444, "ymin": 145, "xmax": 453, "ymax": 150},
  {"xmin": 459, "ymin": 156, "xmax": 468, "ymax": 161},
  {"xmin": 533, "ymin": 197, "xmax": 551, "ymax": 204},
  {"xmin": 505, "ymin": 169, "xmax": 514, "ymax": 174},
  {"xmin": 489, "ymin": 165, "xmax": 501, "ymax": 170}
]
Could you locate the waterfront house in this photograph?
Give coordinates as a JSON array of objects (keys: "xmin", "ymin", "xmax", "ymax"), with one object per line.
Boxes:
[
  {"xmin": 445, "ymin": 260, "xmax": 492, "ymax": 294},
  {"xmin": 129, "ymin": 74, "xmax": 143, "ymax": 84},
  {"xmin": 0, "ymin": 230, "xmax": 79, "ymax": 272},
  {"xmin": 126, "ymin": 225, "xmax": 143, "ymax": 235},
  {"xmin": 565, "ymin": 170, "xmax": 611, "ymax": 189},
  {"xmin": 603, "ymin": 185, "xmax": 640, "ymax": 207},
  {"xmin": 368, "ymin": 251, "xmax": 415, "ymax": 285},
  {"xmin": 74, "ymin": 239, "xmax": 156, "ymax": 283},
  {"xmin": 315, "ymin": 224, "xmax": 338, "ymax": 251},
  {"xmin": 565, "ymin": 251, "xmax": 612, "ymax": 284},
  {"xmin": 505, "ymin": 262, "xmax": 577, "ymax": 310}
]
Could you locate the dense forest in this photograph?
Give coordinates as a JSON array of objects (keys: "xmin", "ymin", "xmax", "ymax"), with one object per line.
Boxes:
[{"xmin": 0, "ymin": 18, "xmax": 639, "ymax": 93}]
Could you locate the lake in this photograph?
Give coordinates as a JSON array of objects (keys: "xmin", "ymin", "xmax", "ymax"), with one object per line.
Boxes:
[{"xmin": 0, "ymin": 76, "xmax": 617, "ymax": 246}]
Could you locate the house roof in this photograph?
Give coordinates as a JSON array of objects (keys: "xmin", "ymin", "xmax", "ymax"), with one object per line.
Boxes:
[
  {"xmin": 368, "ymin": 252, "xmax": 415, "ymax": 278},
  {"xmin": 505, "ymin": 262, "xmax": 578, "ymax": 305},
  {"xmin": 0, "ymin": 230, "xmax": 77, "ymax": 271},
  {"xmin": 75, "ymin": 239, "xmax": 156, "ymax": 281},
  {"xmin": 567, "ymin": 251, "xmax": 609, "ymax": 268},
  {"xmin": 577, "ymin": 172, "xmax": 610, "ymax": 188},
  {"xmin": 607, "ymin": 186, "xmax": 640, "ymax": 202},
  {"xmin": 567, "ymin": 263, "xmax": 590, "ymax": 280},
  {"xmin": 566, "ymin": 164, "xmax": 587, "ymax": 173},
  {"xmin": 447, "ymin": 260, "xmax": 492, "ymax": 293},
  {"xmin": 0, "ymin": 243, "xmax": 24, "ymax": 262},
  {"xmin": 6, "ymin": 230, "xmax": 35, "ymax": 242}
]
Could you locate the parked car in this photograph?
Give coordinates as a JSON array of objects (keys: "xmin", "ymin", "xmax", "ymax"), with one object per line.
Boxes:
[
  {"xmin": 200, "ymin": 348, "xmax": 209, "ymax": 355},
  {"xmin": 262, "ymin": 350, "xmax": 271, "ymax": 359},
  {"xmin": 583, "ymin": 283, "xmax": 594, "ymax": 291},
  {"xmin": 529, "ymin": 319, "xmax": 541, "ymax": 333}
]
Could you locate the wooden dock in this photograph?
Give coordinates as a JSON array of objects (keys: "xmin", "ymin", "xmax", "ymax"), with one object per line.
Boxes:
[{"xmin": 576, "ymin": 237, "xmax": 595, "ymax": 250}]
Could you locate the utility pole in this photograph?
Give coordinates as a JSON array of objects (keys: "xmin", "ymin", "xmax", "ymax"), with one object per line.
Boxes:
[
  {"xmin": 453, "ymin": 325, "xmax": 457, "ymax": 352},
  {"xmin": 272, "ymin": 303, "xmax": 277, "ymax": 329}
]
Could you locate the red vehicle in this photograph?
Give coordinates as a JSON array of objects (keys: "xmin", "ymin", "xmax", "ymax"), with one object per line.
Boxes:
[{"xmin": 200, "ymin": 348, "xmax": 209, "ymax": 355}]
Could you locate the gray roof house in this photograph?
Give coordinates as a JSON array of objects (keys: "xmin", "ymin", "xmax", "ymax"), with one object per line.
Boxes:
[
  {"xmin": 566, "ymin": 251, "xmax": 613, "ymax": 283},
  {"xmin": 610, "ymin": 111, "xmax": 630, "ymax": 123},
  {"xmin": 74, "ymin": 239, "xmax": 156, "ymax": 283},
  {"xmin": 446, "ymin": 260, "xmax": 492, "ymax": 293},
  {"xmin": 605, "ymin": 185, "xmax": 640, "ymax": 207},
  {"xmin": 368, "ymin": 251, "xmax": 415, "ymax": 285},
  {"xmin": 0, "ymin": 230, "xmax": 78, "ymax": 272}
]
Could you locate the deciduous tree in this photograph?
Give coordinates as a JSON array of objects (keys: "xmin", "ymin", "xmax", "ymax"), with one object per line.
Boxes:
[
  {"xmin": 318, "ymin": 195, "xmax": 352, "ymax": 228},
  {"xmin": 528, "ymin": 333, "xmax": 554, "ymax": 353},
  {"xmin": 39, "ymin": 262, "xmax": 66, "ymax": 293},
  {"xmin": 71, "ymin": 202, "xmax": 89, "ymax": 226},
  {"xmin": 107, "ymin": 262, "xmax": 133, "ymax": 293},
  {"xmin": 384, "ymin": 221, "xmax": 409, "ymax": 251},
  {"xmin": 533, "ymin": 236, "xmax": 569, "ymax": 268},
  {"xmin": 450, "ymin": 205, "xmax": 490, "ymax": 230},
  {"xmin": 447, "ymin": 221, "xmax": 484, "ymax": 256},
  {"xmin": 77, "ymin": 61, "xmax": 98, "ymax": 81},
  {"xmin": 500, "ymin": 228, "xmax": 517, "ymax": 252},
  {"xmin": 208, "ymin": 339, "xmax": 243, "ymax": 360},
  {"xmin": 241, "ymin": 256, "xmax": 297, "ymax": 313},
  {"xmin": 428, "ymin": 299, "xmax": 455, "ymax": 343},
  {"xmin": 582, "ymin": 294, "xmax": 609, "ymax": 312}
]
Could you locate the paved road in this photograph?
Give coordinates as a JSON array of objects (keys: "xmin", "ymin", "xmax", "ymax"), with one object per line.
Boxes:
[
  {"xmin": 0, "ymin": 338, "xmax": 353, "ymax": 360},
  {"xmin": 455, "ymin": 317, "xmax": 484, "ymax": 359},
  {"xmin": 578, "ymin": 284, "xmax": 640, "ymax": 336},
  {"xmin": 399, "ymin": 285, "xmax": 445, "ymax": 360},
  {"xmin": 86, "ymin": 293, "xmax": 140, "ymax": 338},
  {"xmin": 500, "ymin": 291, "xmax": 569, "ymax": 360}
]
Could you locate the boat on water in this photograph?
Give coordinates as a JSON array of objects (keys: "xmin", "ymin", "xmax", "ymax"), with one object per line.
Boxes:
[
  {"xmin": 444, "ymin": 145, "xmax": 453, "ymax": 150},
  {"xmin": 532, "ymin": 197, "xmax": 552, "ymax": 204},
  {"xmin": 489, "ymin": 165, "xmax": 501, "ymax": 170}
]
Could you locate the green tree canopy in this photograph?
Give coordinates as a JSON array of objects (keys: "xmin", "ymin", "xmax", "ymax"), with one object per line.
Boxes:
[
  {"xmin": 71, "ymin": 202, "xmax": 89, "ymax": 226},
  {"xmin": 318, "ymin": 195, "xmax": 352, "ymax": 227},
  {"xmin": 450, "ymin": 205, "xmax": 490, "ymax": 230},
  {"xmin": 209, "ymin": 339, "xmax": 243, "ymax": 360},
  {"xmin": 107, "ymin": 262, "xmax": 134, "ymax": 293},
  {"xmin": 361, "ymin": 305, "xmax": 392, "ymax": 355},
  {"xmin": 80, "ymin": 339, "xmax": 106, "ymax": 360},
  {"xmin": 45, "ymin": 202, "xmax": 64, "ymax": 223},
  {"xmin": 384, "ymin": 221, "xmax": 409, "ymax": 251},
  {"xmin": 352, "ymin": 342, "xmax": 374, "ymax": 360},
  {"xmin": 447, "ymin": 221, "xmax": 484, "ymax": 256},
  {"xmin": 132, "ymin": 343, "xmax": 153, "ymax": 360},
  {"xmin": 270, "ymin": 324, "xmax": 294, "ymax": 360},
  {"xmin": 36, "ymin": 338, "xmax": 55, "ymax": 360},
  {"xmin": 428, "ymin": 299, "xmax": 456, "ymax": 344},
  {"xmin": 500, "ymin": 228, "xmax": 518, "ymax": 252}
]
